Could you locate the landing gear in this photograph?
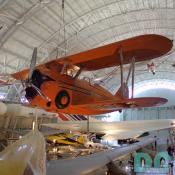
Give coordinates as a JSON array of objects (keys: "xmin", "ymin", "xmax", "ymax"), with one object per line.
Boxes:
[
  {"xmin": 119, "ymin": 109, "xmax": 122, "ymax": 113},
  {"xmin": 55, "ymin": 90, "xmax": 70, "ymax": 109},
  {"xmin": 46, "ymin": 101, "xmax": 52, "ymax": 107}
]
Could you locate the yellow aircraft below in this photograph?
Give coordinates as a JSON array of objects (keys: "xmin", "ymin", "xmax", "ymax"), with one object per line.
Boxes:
[{"xmin": 47, "ymin": 133, "xmax": 85, "ymax": 146}]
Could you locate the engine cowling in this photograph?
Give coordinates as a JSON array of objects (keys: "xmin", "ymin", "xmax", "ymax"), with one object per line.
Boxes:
[{"xmin": 25, "ymin": 69, "xmax": 53, "ymax": 100}]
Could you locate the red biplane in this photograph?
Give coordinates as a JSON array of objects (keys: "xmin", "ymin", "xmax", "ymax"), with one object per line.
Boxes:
[{"xmin": 10, "ymin": 34, "xmax": 172, "ymax": 115}]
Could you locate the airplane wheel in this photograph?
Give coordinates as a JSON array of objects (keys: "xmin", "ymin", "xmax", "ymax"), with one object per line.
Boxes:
[
  {"xmin": 55, "ymin": 90, "xmax": 70, "ymax": 109},
  {"xmin": 119, "ymin": 109, "xmax": 122, "ymax": 113}
]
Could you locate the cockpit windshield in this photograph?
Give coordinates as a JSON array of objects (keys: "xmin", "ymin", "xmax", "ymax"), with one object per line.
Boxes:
[{"xmin": 61, "ymin": 63, "xmax": 81, "ymax": 78}]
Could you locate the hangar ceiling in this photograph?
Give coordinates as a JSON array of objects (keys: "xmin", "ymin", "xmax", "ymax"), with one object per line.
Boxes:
[{"xmin": 0, "ymin": 0, "xmax": 175, "ymax": 100}]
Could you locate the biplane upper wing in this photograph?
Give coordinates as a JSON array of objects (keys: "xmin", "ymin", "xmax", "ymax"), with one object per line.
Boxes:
[
  {"xmin": 73, "ymin": 97, "xmax": 168, "ymax": 111},
  {"xmin": 55, "ymin": 34, "xmax": 172, "ymax": 70},
  {"xmin": 12, "ymin": 34, "xmax": 172, "ymax": 80}
]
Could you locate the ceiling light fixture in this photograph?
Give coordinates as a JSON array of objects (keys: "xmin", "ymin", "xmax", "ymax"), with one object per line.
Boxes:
[{"xmin": 39, "ymin": 0, "xmax": 51, "ymax": 4}]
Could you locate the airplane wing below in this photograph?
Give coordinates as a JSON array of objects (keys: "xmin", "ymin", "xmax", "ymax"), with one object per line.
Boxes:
[
  {"xmin": 47, "ymin": 138, "xmax": 154, "ymax": 175},
  {"xmin": 12, "ymin": 34, "xmax": 172, "ymax": 80},
  {"xmin": 42, "ymin": 119, "xmax": 175, "ymax": 140},
  {"xmin": 73, "ymin": 97, "xmax": 168, "ymax": 110}
]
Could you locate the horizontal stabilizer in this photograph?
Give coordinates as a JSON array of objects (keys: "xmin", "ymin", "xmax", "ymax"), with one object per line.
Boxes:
[{"xmin": 74, "ymin": 97, "xmax": 167, "ymax": 111}]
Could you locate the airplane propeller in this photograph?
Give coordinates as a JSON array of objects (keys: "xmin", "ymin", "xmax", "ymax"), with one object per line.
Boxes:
[
  {"xmin": 28, "ymin": 47, "xmax": 37, "ymax": 82},
  {"xmin": 0, "ymin": 48, "xmax": 51, "ymax": 103},
  {"xmin": 20, "ymin": 48, "xmax": 51, "ymax": 102}
]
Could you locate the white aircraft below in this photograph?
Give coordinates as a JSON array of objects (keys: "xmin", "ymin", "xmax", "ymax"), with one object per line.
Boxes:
[
  {"xmin": 43, "ymin": 119, "xmax": 175, "ymax": 140},
  {"xmin": 0, "ymin": 101, "xmax": 57, "ymax": 118}
]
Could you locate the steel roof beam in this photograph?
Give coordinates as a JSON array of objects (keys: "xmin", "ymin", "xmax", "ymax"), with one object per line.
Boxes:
[
  {"xmin": 0, "ymin": 1, "xmax": 51, "ymax": 49},
  {"xmin": 0, "ymin": 0, "xmax": 10, "ymax": 9},
  {"xmin": 44, "ymin": 21, "xmax": 174, "ymax": 61},
  {"xmin": 1, "ymin": 47, "xmax": 29, "ymax": 62},
  {"xmin": 37, "ymin": 5, "xmax": 175, "ymax": 48}
]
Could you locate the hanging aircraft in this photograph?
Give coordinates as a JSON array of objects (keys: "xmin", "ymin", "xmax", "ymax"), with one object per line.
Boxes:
[
  {"xmin": 147, "ymin": 62, "xmax": 156, "ymax": 75},
  {"xmin": 2, "ymin": 34, "xmax": 172, "ymax": 115}
]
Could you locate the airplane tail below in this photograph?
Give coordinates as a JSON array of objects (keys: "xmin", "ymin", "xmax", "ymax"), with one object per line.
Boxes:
[
  {"xmin": 58, "ymin": 113, "xmax": 88, "ymax": 121},
  {"xmin": 114, "ymin": 82, "xmax": 129, "ymax": 99},
  {"xmin": 58, "ymin": 113, "xmax": 99, "ymax": 122}
]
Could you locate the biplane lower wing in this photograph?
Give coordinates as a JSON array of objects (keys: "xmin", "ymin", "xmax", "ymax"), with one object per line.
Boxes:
[
  {"xmin": 12, "ymin": 34, "xmax": 172, "ymax": 80},
  {"xmin": 74, "ymin": 97, "xmax": 168, "ymax": 111}
]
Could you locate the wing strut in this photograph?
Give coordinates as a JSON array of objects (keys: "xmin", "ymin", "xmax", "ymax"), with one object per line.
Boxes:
[
  {"xmin": 131, "ymin": 57, "xmax": 135, "ymax": 98},
  {"xmin": 74, "ymin": 67, "xmax": 82, "ymax": 79},
  {"xmin": 61, "ymin": 62, "xmax": 68, "ymax": 74},
  {"xmin": 87, "ymin": 115, "xmax": 90, "ymax": 133},
  {"xmin": 119, "ymin": 48, "xmax": 124, "ymax": 98},
  {"xmin": 118, "ymin": 47, "xmax": 136, "ymax": 99}
]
